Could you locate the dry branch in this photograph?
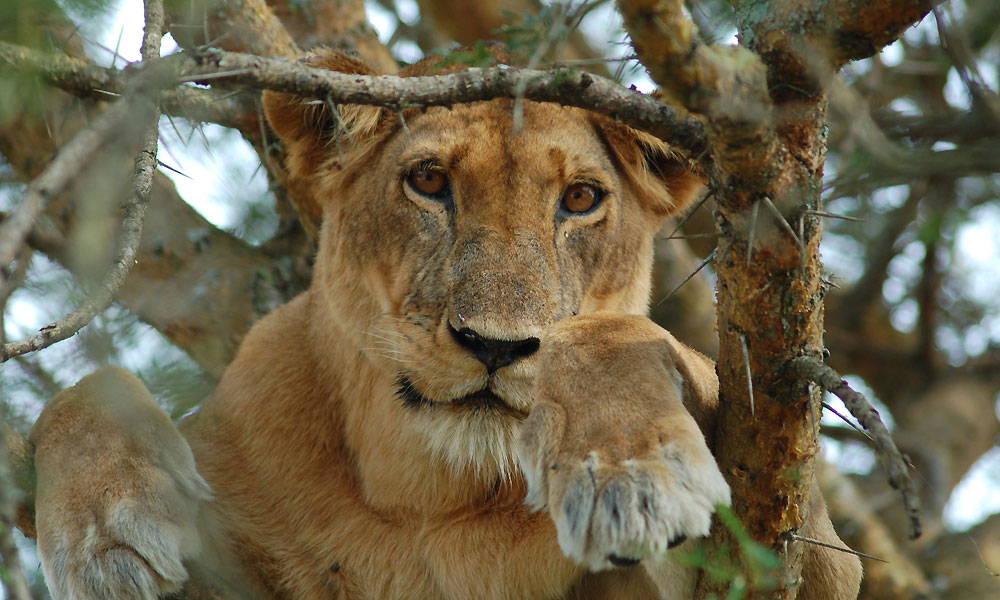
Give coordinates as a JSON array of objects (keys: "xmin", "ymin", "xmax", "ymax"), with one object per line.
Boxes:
[
  {"xmin": 181, "ymin": 49, "xmax": 709, "ymax": 157},
  {"xmin": 789, "ymin": 356, "xmax": 921, "ymax": 539},
  {"xmin": 1, "ymin": 39, "xmax": 710, "ymax": 161}
]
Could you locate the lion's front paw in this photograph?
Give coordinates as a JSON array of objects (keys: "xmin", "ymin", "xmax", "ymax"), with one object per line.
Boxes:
[
  {"xmin": 519, "ymin": 406, "xmax": 730, "ymax": 570},
  {"xmin": 517, "ymin": 312, "xmax": 731, "ymax": 570}
]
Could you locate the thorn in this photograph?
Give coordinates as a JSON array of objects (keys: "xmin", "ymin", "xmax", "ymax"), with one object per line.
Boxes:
[
  {"xmin": 739, "ymin": 332, "xmax": 754, "ymax": 416},
  {"xmin": 821, "ymin": 401, "xmax": 874, "ymax": 443},
  {"xmin": 250, "ymin": 160, "xmax": 264, "ymax": 181},
  {"xmin": 655, "ymin": 247, "xmax": 716, "ymax": 307},
  {"xmin": 798, "ymin": 214, "xmax": 807, "ymax": 272},
  {"xmin": 210, "ymin": 89, "xmax": 244, "ymax": 103},
  {"xmin": 665, "ymin": 189, "xmax": 714, "ymax": 240},
  {"xmin": 747, "ymin": 199, "xmax": 759, "ymax": 269},
  {"xmin": 804, "ymin": 209, "xmax": 860, "ymax": 222},
  {"xmin": 789, "ymin": 533, "xmax": 888, "ymax": 563},
  {"xmin": 763, "ymin": 197, "xmax": 805, "ymax": 261},
  {"xmin": 156, "ymin": 160, "xmax": 192, "ymax": 179},
  {"xmin": 749, "ymin": 278, "xmax": 775, "ymax": 300}
]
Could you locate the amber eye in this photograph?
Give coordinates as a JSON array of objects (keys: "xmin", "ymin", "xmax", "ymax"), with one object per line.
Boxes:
[
  {"xmin": 407, "ymin": 167, "xmax": 449, "ymax": 198},
  {"xmin": 561, "ymin": 183, "xmax": 601, "ymax": 214}
]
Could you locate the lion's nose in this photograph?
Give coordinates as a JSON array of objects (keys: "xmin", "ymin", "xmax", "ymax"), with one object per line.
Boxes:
[{"xmin": 448, "ymin": 326, "xmax": 540, "ymax": 373}]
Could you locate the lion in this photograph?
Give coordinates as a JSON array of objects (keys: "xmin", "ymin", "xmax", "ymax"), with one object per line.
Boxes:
[{"xmin": 27, "ymin": 49, "xmax": 862, "ymax": 599}]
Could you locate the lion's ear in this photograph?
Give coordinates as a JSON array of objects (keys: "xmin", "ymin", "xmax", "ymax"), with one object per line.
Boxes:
[
  {"xmin": 262, "ymin": 50, "xmax": 386, "ymax": 178},
  {"xmin": 592, "ymin": 117, "xmax": 705, "ymax": 217}
]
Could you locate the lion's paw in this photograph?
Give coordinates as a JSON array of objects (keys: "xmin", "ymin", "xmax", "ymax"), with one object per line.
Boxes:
[
  {"xmin": 518, "ymin": 405, "xmax": 730, "ymax": 571},
  {"xmin": 30, "ymin": 368, "xmax": 212, "ymax": 600},
  {"xmin": 39, "ymin": 491, "xmax": 209, "ymax": 600}
]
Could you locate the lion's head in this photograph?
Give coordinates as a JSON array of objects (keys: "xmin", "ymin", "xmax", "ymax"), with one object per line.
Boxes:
[{"xmin": 263, "ymin": 49, "xmax": 702, "ymax": 479}]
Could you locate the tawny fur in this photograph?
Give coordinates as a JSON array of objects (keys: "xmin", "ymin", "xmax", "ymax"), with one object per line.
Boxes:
[{"xmin": 29, "ymin": 49, "xmax": 862, "ymax": 599}]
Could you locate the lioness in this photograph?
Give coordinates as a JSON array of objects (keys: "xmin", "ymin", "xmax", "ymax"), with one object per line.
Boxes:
[{"xmin": 28, "ymin": 50, "xmax": 862, "ymax": 599}]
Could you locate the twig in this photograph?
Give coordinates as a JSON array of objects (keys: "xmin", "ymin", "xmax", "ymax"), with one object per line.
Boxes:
[
  {"xmin": 655, "ymin": 246, "xmax": 716, "ymax": 307},
  {"xmin": 790, "ymin": 356, "xmax": 922, "ymax": 539},
  {"xmin": 787, "ymin": 533, "xmax": 888, "ymax": 563},
  {"xmin": 665, "ymin": 232, "xmax": 717, "ymax": 240}
]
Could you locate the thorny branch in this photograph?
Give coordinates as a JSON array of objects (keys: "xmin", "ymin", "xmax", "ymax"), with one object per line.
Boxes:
[
  {"xmin": 183, "ymin": 49, "xmax": 708, "ymax": 158},
  {"xmin": 0, "ymin": 40, "xmax": 710, "ymax": 160},
  {"xmin": 790, "ymin": 355, "xmax": 922, "ymax": 539},
  {"xmin": 0, "ymin": 41, "xmax": 254, "ymax": 133}
]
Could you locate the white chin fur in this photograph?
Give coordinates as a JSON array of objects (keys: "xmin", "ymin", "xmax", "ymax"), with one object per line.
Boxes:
[{"xmin": 411, "ymin": 405, "xmax": 522, "ymax": 481}]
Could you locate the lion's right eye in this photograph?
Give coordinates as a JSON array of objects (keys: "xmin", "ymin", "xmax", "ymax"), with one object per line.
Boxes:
[{"xmin": 407, "ymin": 167, "xmax": 449, "ymax": 199}]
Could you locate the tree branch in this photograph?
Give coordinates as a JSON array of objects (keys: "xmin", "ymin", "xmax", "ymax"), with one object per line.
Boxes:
[
  {"xmin": 1, "ymin": 39, "xmax": 710, "ymax": 162},
  {"xmin": 617, "ymin": 0, "xmax": 776, "ymax": 185},
  {"xmin": 182, "ymin": 48, "xmax": 709, "ymax": 157},
  {"xmin": 741, "ymin": 0, "xmax": 948, "ymax": 92},
  {"xmin": 789, "ymin": 356, "xmax": 921, "ymax": 539}
]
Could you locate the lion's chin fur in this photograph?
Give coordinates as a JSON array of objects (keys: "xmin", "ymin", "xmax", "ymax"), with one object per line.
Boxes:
[{"xmin": 410, "ymin": 402, "xmax": 523, "ymax": 483}]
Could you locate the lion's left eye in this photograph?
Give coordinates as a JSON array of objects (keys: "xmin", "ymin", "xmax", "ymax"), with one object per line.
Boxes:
[
  {"xmin": 561, "ymin": 183, "xmax": 603, "ymax": 215},
  {"xmin": 407, "ymin": 167, "xmax": 449, "ymax": 199}
]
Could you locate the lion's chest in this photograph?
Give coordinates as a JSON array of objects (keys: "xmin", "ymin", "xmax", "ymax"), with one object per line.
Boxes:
[{"xmin": 282, "ymin": 499, "xmax": 583, "ymax": 599}]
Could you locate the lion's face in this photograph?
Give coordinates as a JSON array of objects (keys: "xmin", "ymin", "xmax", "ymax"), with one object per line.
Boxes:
[{"xmin": 264, "ymin": 51, "xmax": 701, "ymax": 477}]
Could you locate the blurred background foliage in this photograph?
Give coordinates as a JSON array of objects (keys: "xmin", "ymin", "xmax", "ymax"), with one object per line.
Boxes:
[{"xmin": 1, "ymin": 0, "xmax": 999, "ymax": 598}]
